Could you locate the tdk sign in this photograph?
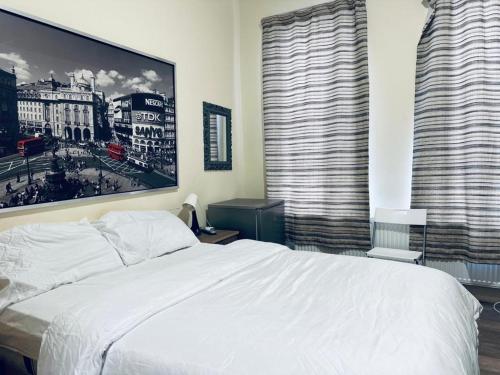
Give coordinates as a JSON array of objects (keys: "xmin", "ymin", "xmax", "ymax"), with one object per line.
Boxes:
[{"xmin": 136, "ymin": 112, "xmax": 162, "ymax": 122}]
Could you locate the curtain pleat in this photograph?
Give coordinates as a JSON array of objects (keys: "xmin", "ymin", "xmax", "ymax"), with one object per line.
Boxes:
[
  {"xmin": 411, "ymin": 0, "xmax": 500, "ymax": 263},
  {"xmin": 262, "ymin": 0, "xmax": 370, "ymax": 252}
]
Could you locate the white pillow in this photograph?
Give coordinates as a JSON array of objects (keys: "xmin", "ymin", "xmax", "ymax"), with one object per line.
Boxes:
[
  {"xmin": 95, "ymin": 210, "xmax": 199, "ymax": 265},
  {"xmin": 0, "ymin": 220, "xmax": 124, "ymax": 313}
]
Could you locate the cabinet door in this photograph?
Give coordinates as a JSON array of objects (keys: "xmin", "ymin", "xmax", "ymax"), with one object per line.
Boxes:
[
  {"xmin": 258, "ymin": 204, "xmax": 285, "ymax": 244},
  {"xmin": 208, "ymin": 207, "xmax": 257, "ymax": 239}
]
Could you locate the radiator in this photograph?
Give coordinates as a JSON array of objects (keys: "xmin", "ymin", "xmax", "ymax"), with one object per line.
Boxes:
[{"xmin": 293, "ymin": 223, "xmax": 500, "ymax": 288}]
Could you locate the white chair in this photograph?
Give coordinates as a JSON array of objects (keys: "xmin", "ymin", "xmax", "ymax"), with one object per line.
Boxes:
[{"xmin": 367, "ymin": 208, "xmax": 427, "ymax": 265}]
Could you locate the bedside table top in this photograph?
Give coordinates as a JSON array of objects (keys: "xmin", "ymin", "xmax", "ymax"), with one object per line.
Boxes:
[{"xmin": 199, "ymin": 230, "xmax": 240, "ymax": 244}]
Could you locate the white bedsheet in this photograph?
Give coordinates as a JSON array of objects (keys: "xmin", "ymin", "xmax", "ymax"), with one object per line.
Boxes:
[
  {"xmin": 0, "ymin": 242, "xmax": 241, "ymax": 358},
  {"xmin": 38, "ymin": 240, "xmax": 482, "ymax": 375}
]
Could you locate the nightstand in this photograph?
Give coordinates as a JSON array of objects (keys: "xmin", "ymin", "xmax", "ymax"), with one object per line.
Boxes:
[
  {"xmin": 199, "ymin": 230, "xmax": 239, "ymax": 245},
  {"xmin": 207, "ymin": 199, "xmax": 285, "ymax": 244}
]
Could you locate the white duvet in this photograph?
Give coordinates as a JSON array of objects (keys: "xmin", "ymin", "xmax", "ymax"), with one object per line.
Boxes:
[{"xmin": 38, "ymin": 240, "xmax": 482, "ymax": 375}]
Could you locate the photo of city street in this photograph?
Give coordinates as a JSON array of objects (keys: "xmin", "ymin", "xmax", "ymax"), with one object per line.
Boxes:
[{"xmin": 0, "ymin": 9, "xmax": 177, "ymax": 210}]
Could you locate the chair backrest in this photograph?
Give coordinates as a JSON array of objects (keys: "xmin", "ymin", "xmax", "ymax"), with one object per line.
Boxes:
[{"xmin": 374, "ymin": 208, "xmax": 427, "ymax": 226}]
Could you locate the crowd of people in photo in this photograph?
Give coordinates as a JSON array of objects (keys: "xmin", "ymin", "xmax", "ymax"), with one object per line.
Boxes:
[
  {"xmin": 0, "ymin": 132, "xmax": 178, "ymax": 210},
  {"xmin": 0, "ymin": 143, "xmax": 127, "ymax": 209},
  {"xmin": 0, "ymin": 170, "xmax": 125, "ymax": 209},
  {"xmin": 0, "ymin": 182, "xmax": 43, "ymax": 208}
]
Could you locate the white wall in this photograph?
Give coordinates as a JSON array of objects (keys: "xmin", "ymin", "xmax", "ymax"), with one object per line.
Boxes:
[
  {"xmin": 367, "ymin": 0, "xmax": 428, "ymax": 213},
  {"xmin": 238, "ymin": 0, "xmax": 429, "ymax": 213},
  {"xmin": 0, "ymin": 0, "xmax": 430, "ymax": 230},
  {"xmin": 0, "ymin": 0, "xmax": 246, "ymax": 231}
]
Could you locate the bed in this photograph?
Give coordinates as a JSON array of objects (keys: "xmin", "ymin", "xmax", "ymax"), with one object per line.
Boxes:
[{"xmin": 0, "ymin": 211, "xmax": 482, "ymax": 375}]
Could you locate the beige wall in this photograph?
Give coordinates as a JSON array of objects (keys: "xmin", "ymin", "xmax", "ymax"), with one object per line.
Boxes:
[
  {"xmin": 0, "ymin": 0, "xmax": 429, "ymax": 231},
  {"xmin": 0, "ymin": 0, "xmax": 244, "ymax": 230},
  {"xmin": 238, "ymin": 0, "xmax": 429, "ymax": 213},
  {"xmin": 367, "ymin": 0, "xmax": 428, "ymax": 212}
]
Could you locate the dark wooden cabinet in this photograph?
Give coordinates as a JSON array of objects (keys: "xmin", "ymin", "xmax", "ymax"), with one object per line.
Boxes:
[
  {"xmin": 207, "ymin": 199, "xmax": 285, "ymax": 245},
  {"xmin": 198, "ymin": 230, "xmax": 239, "ymax": 245}
]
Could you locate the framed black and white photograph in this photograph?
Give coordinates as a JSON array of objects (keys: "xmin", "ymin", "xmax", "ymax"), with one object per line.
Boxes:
[{"xmin": 0, "ymin": 7, "xmax": 177, "ymax": 212}]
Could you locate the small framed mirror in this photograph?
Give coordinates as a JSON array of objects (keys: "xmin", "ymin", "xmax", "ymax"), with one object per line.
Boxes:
[{"xmin": 203, "ymin": 102, "xmax": 232, "ymax": 170}]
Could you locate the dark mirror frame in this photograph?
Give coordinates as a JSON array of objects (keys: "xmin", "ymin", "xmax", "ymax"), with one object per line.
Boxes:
[{"xmin": 203, "ymin": 102, "xmax": 232, "ymax": 171}]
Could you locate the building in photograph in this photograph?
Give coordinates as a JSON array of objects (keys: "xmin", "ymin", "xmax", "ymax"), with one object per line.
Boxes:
[
  {"xmin": 113, "ymin": 92, "xmax": 168, "ymax": 158},
  {"xmin": 107, "ymin": 99, "xmax": 115, "ymax": 138},
  {"xmin": 0, "ymin": 67, "xmax": 19, "ymax": 156},
  {"xmin": 164, "ymin": 97, "xmax": 176, "ymax": 153},
  {"xmin": 112, "ymin": 95, "xmax": 131, "ymax": 146},
  {"xmin": 17, "ymin": 73, "xmax": 108, "ymax": 142},
  {"xmin": 163, "ymin": 96, "xmax": 176, "ymax": 173}
]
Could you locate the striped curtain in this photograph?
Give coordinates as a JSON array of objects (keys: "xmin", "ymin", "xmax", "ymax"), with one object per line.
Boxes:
[
  {"xmin": 411, "ymin": 0, "xmax": 500, "ymax": 263},
  {"xmin": 262, "ymin": 0, "xmax": 370, "ymax": 252}
]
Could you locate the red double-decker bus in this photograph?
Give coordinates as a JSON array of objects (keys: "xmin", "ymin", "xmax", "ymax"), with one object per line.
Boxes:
[
  {"xmin": 17, "ymin": 137, "xmax": 45, "ymax": 157},
  {"xmin": 108, "ymin": 143, "xmax": 126, "ymax": 161}
]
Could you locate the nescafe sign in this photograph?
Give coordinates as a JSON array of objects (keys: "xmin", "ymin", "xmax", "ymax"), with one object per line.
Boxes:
[
  {"xmin": 145, "ymin": 98, "xmax": 163, "ymax": 108},
  {"xmin": 131, "ymin": 93, "xmax": 165, "ymax": 112}
]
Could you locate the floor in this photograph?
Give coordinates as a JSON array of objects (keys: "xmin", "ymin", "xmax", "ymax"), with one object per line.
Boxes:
[{"xmin": 465, "ymin": 286, "xmax": 500, "ymax": 375}]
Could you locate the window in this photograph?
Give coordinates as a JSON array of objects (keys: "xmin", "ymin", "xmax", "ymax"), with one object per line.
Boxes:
[
  {"xmin": 83, "ymin": 105, "xmax": 89, "ymax": 125},
  {"xmin": 74, "ymin": 105, "xmax": 80, "ymax": 125},
  {"xmin": 64, "ymin": 104, "xmax": 70, "ymax": 124}
]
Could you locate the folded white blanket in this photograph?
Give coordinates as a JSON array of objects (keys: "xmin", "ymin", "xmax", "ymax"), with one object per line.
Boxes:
[{"xmin": 38, "ymin": 240, "xmax": 286, "ymax": 375}]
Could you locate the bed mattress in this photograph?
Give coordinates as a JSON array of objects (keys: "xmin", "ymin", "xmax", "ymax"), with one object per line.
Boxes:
[
  {"xmin": 0, "ymin": 239, "xmax": 482, "ymax": 375},
  {"xmin": 0, "ymin": 292, "xmax": 68, "ymax": 359}
]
